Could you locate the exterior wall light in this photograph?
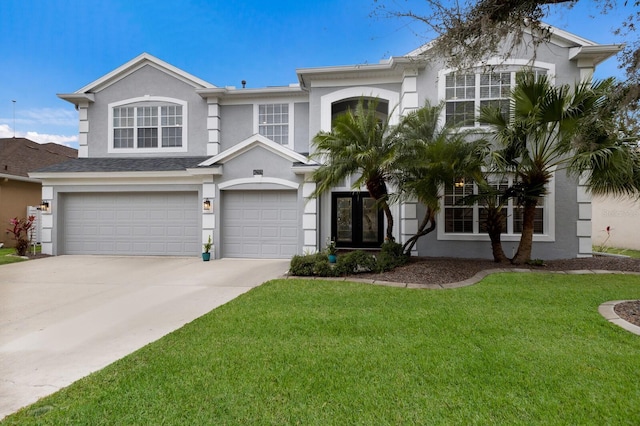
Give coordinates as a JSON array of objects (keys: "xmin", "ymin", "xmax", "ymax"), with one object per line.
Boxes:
[
  {"xmin": 454, "ymin": 179, "xmax": 465, "ymax": 188},
  {"xmin": 40, "ymin": 200, "xmax": 50, "ymax": 212},
  {"xmin": 203, "ymin": 199, "xmax": 212, "ymax": 212}
]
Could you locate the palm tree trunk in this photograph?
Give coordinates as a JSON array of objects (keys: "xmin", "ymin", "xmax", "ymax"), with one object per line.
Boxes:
[
  {"xmin": 366, "ymin": 176, "xmax": 394, "ymax": 241},
  {"xmin": 402, "ymin": 206, "xmax": 436, "ymax": 255},
  {"xmin": 511, "ymin": 201, "xmax": 537, "ymax": 264},
  {"xmin": 382, "ymin": 201, "xmax": 395, "ymax": 242},
  {"xmin": 485, "ymin": 207, "xmax": 509, "ymax": 263}
]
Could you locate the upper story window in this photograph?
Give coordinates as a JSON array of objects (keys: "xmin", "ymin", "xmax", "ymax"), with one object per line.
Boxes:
[
  {"xmin": 443, "ymin": 67, "xmax": 547, "ymax": 127},
  {"xmin": 109, "ymin": 97, "xmax": 187, "ymax": 153},
  {"xmin": 258, "ymin": 103, "xmax": 289, "ymax": 145}
]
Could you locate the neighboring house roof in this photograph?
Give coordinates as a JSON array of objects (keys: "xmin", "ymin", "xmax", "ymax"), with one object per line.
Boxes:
[
  {"xmin": 0, "ymin": 138, "xmax": 77, "ymax": 181},
  {"xmin": 33, "ymin": 157, "xmax": 211, "ymax": 173}
]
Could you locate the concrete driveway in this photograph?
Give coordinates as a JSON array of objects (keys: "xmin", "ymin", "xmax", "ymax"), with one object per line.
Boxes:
[{"xmin": 0, "ymin": 255, "xmax": 289, "ymax": 419}]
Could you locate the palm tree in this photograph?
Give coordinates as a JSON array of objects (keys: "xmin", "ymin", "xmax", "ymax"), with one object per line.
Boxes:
[
  {"xmin": 311, "ymin": 98, "xmax": 398, "ymax": 241},
  {"xmin": 393, "ymin": 102, "xmax": 489, "ymax": 255},
  {"xmin": 480, "ymin": 72, "xmax": 640, "ymax": 264}
]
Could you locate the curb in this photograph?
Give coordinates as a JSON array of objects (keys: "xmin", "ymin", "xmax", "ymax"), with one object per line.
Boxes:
[
  {"xmin": 286, "ymin": 269, "xmax": 640, "ymax": 290},
  {"xmin": 598, "ymin": 300, "xmax": 640, "ymax": 336}
]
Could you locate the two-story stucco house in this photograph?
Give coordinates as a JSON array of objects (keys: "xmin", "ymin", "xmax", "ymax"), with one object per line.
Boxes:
[{"xmin": 31, "ymin": 25, "xmax": 621, "ymax": 260}]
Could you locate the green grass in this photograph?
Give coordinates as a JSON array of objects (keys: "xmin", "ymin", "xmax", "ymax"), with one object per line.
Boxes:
[
  {"xmin": 0, "ymin": 247, "xmax": 26, "ymax": 265},
  {"xmin": 4, "ymin": 273, "xmax": 640, "ymax": 425},
  {"xmin": 594, "ymin": 245, "xmax": 640, "ymax": 259}
]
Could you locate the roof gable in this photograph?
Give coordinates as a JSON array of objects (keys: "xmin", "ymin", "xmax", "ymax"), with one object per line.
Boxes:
[
  {"xmin": 73, "ymin": 53, "xmax": 215, "ymax": 94},
  {"xmin": 198, "ymin": 134, "xmax": 315, "ymax": 167}
]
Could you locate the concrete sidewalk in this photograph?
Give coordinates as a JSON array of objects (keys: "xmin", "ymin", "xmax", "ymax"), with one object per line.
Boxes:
[{"xmin": 0, "ymin": 256, "xmax": 289, "ymax": 419}]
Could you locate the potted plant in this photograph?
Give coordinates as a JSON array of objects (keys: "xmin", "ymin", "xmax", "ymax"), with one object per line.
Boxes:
[
  {"xmin": 202, "ymin": 235, "xmax": 212, "ymax": 261},
  {"xmin": 326, "ymin": 237, "xmax": 337, "ymax": 263}
]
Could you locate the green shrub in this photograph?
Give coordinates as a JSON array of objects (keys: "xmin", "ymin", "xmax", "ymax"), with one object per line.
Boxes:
[
  {"xmin": 334, "ymin": 250, "xmax": 377, "ymax": 276},
  {"xmin": 290, "ymin": 252, "xmax": 327, "ymax": 276},
  {"xmin": 375, "ymin": 240, "xmax": 409, "ymax": 272},
  {"xmin": 289, "ymin": 242, "xmax": 409, "ymax": 277}
]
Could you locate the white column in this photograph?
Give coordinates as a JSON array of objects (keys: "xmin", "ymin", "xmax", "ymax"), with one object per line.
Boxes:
[
  {"xmin": 302, "ymin": 180, "xmax": 318, "ymax": 254},
  {"xmin": 576, "ymin": 173, "xmax": 592, "ymax": 258},
  {"xmin": 77, "ymin": 101, "xmax": 90, "ymax": 158},
  {"xmin": 202, "ymin": 181, "xmax": 216, "ymax": 257},
  {"xmin": 206, "ymin": 99, "xmax": 221, "ymax": 156},
  {"xmin": 40, "ymin": 186, "xmax": 54, "ymax": 255},
  {"xmin": 400, "ymin": 200, "xmax": 419, "ymax": 256},
  {"xmin": 401, "ymin": 70, "xmax": 419, "ymax": 116}
]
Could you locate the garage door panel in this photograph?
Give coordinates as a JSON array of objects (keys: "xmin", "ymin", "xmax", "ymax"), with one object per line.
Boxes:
[
  {"xmin": 62, "ymin": 192, "xmax": 199, "ymax": 256},
  {"xmin": 281, "ymin": 227, "xmax": 298, "ymax": 238},
  {"xmin": 222, "ymin": 190, "xmax": 298, "ymax": 259}
]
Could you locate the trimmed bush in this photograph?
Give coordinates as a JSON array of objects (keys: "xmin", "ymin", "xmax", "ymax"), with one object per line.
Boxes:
[
  {"xmin": 334, "ymin": 250, "xmax": 377, "ymax": 276},
  {"xmin": 288, "ymin": 242, "xmax": 409, "ymax": 277},
  {"xmin": 375, "ymin": 240, "xmax": 409, "ymax": 272},
  {"xmin": 289, "ymin": 252, "xmax": 327, "ymax": 276}
]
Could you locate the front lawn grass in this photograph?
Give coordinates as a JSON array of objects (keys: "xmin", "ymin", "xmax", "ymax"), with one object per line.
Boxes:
[
  {"xmin": 4, "ymin": 273, "xmax": 640, "ymax": 424},
  {"xmin": 0, "ymin": 247, "xmax": 26, "ymax": 265}
]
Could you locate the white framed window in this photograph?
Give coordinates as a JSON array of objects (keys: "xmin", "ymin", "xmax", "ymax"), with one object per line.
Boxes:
[
  {"xmin": 440, "ymin": 61, "xmax": 553, "ymax": 128},
  {"xmin": 108, "ymin": 97, "xmax": 188, "ymax": 153},
  {"xmin": 437, "ymin": 173, "xmax": 555, "ymax": 242},
  {"xmin": 256, "ymin": 103, "xmax": 290, "ymax": 146}
]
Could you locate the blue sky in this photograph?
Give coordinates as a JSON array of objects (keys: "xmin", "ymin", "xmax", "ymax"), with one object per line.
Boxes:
[{"xmin": 0, "ymin": 0, "xmax": 634, "ymax": 148}]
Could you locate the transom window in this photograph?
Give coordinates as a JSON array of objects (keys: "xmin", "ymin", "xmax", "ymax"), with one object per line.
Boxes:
[
  {"xmin": 109, "ymin": 97, "xmax": 187, "ymax": 153},
  {"xmin": 258, "ymin": 103, "xmax": 289, "ymax": 145},
  {"xmin": 443, "ymin": 177, "xmax": 546, "ymax": 236}
]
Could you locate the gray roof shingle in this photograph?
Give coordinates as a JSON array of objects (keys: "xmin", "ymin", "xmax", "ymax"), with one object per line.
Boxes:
[{"xmin": 33, "ymin": 156, "xmax": 212, "ymax": 173}]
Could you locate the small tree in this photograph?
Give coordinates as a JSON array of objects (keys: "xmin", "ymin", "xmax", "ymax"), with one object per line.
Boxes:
[
  {"xmin": 311, "ymin": 98, "xmax": 398, "ymax": 241},
  {"xmin": 7, "ymin": 216, "xmax": 35, "ymax": 256},
  {"xmin": 392, "ymin": 102, "xmax": 489, "ymax": 255},
  {"xmin": 480, "ymin": 73, "xmax": 640, "ymax": 263}
]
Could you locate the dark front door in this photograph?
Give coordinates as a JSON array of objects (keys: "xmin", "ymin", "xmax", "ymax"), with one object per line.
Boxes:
[{"xmin": 331, "ymin": 192, "xmax": 384, "ymax": 248}]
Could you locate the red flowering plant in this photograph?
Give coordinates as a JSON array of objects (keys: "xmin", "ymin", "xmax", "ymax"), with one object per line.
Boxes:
[{"xmin": 7, "ymin": 216, "xmax": 35, "ymax": 256}]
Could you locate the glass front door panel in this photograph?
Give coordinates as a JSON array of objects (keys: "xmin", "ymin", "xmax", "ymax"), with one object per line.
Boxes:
[
  {"xmin": 331, "ymin": 192, "xmax": 383, "ymax": 248},
  {"xmin": 336, "ymin": 197, "xmax": 353, "ymax": 243},
  {"xmin": 362, "ymin": 197, "xmax": 379, "ymax": 242}
]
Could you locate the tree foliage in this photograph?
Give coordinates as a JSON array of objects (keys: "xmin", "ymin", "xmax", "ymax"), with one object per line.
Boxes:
[
  {"xmin": 311, "ymin": 98, "xmax": 398, "ymax": 241},
  {"xmin": 373, "ymin": 0, "xmax": 640, "ymax": 130}
]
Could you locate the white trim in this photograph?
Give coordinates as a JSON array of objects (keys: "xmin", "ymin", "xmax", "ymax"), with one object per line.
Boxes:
[
  {"xmin": 320, "ymin": 87, "xmax": 401, "ymax": 132},
  {"xmin": 2, "ymin": 173, "xmax": 41, "ymax": 183},
  {"xmin": 437, "ymin": 173, "xmax": 556, "ymax": 243},
  {"xmin": 218, "ymin": 177, "xmax": 299, "ymax": 190},
  {"xmin": 253, "ymin": 102, "xmax": 294, "ymax": 149},
  {"xmin": 107, "ymin": 96, "xmax": 188, "ymax": 154},
  {"xmin": 199, "ymin": 133, "xmax": 313, "ymax": 166},
  {"xmin": 76, "ymin": 53, "xmax": 214, "ymax": 94},
  {"xmin": 437, "ymin": 59, "xmax": 556, "ymax": 128}
]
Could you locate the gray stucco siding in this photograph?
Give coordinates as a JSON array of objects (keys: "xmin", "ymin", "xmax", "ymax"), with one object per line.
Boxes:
[
  {"xmin": 293, "ymin": 102, "xmax": 310, "ymax": 154},
  {"xmin": 86, "ymin": 65, "xmax": 209, "ymax": 157},
  {"xmin": 216, "ymin": 146, "xmax": 301, "ymax": 183},
  {"xmin": 219, "ymin": 104, "xmax": 254, "ymax": 151}
]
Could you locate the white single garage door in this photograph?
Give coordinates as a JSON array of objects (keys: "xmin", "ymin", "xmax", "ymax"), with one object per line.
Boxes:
[
  {"xmin": 62, "ymin": 192, "xmax": 200, "ymax": 256},
  {"xmin": 221, "ymin": 190, "xmax": 298, "ymax": 259}
]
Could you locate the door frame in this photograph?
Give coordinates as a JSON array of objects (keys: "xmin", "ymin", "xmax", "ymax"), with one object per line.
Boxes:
[{"xmin": 330, "ymin": 191, "xmax": 384, "ymax": 249}]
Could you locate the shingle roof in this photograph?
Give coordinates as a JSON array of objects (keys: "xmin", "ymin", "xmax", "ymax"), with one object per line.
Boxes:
[
  {"xmin": 0, "ymin": 138, "xmax": 78, "ymax": 177},
  {"xmin": 33, "ymin": 156, "xmax": 212, "ymax": 173}
]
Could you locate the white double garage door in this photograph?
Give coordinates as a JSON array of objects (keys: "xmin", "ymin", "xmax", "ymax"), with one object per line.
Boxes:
[{"xmin": 61, "ymin": 190, "xmax": 298, "ymax": 258}]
